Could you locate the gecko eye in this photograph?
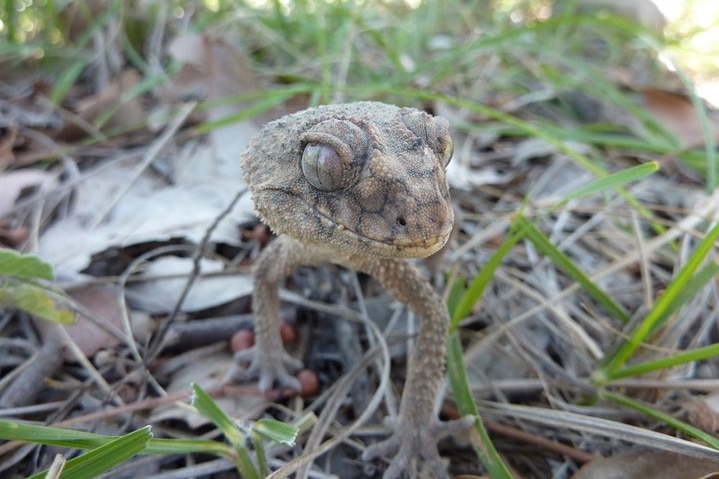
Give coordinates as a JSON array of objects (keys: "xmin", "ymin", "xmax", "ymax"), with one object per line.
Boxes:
[
  {"xmin": 300, "ymin": 119, "xmax": 369, "ymax": 191},
  {"xmin": 302, "ymin": 144, "xmax": 344, "ymax": 191}
]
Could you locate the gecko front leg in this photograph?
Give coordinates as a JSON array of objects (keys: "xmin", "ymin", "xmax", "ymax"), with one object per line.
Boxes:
[
  {"xmin": 228, "ymin": 236, "xmax": 323, "ymax": 392},
  {"xmin": 348, "ymin": 256, "xmax": 474, "ymax": 478}
]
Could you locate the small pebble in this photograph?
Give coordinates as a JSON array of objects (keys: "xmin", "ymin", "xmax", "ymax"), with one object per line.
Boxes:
[
  {"xmin": 279, "ymin": 320, "xmax": 296, "ymax": 344},
  {"xmin": 230, "ymin": 329, "xmax": 254, "ymax": 353},
  {"xmin": 297, "ymin": 369, "xmax": 319, "ymax": 396}
]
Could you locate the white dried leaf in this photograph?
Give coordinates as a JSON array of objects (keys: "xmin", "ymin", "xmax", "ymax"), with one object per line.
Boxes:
[{"xmin": 126, "ymin": 256, "xmax": 253, "ymax": 313}]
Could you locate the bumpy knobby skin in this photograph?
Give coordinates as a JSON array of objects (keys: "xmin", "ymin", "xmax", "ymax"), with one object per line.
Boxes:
[{"xmin": 230, "ymin": 102, "xmax": 470, "ymax": 478}]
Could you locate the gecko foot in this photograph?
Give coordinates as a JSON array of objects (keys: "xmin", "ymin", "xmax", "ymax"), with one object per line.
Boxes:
[
  {"xmin": 362, "ymin": 414, "xmax": 475, "ymax": 479},
  {"xmin": 227, "ymin": 346, "xmax": 303, "ymax": 392}
]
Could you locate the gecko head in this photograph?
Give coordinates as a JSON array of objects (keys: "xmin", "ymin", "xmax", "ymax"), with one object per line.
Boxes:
[{"xmin": 243, "ymin": 102, "xmax": 454, "ymax": 259}]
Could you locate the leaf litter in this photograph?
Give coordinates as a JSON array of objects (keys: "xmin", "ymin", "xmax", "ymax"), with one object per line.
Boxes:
[{"xmin": 1, "ymin": 2, "xmax": 719, "ymax": 479}]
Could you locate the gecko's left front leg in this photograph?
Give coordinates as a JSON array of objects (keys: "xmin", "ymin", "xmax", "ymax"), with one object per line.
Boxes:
[{"xmin": 346, "ymin": 256, "xmax": 473, "ymax": 479}]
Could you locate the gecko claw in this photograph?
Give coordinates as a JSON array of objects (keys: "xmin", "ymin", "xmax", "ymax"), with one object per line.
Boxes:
[
  {"xmin": 362, "ymin": 415, "xmax": 475, "ymax": 479},
  {"xmin": 227, "ymin": 346, "xmax": 303, "ymax": 392}
]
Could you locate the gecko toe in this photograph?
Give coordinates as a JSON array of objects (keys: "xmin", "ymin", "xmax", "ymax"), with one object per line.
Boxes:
[
  {"xmin": 362, "ymin": 415, "xmax": 474, "ymax": 479},
  {"xmin": 227, "ymin": 346, "xmax": 304, "ymax": 393},
  {"xmin": 258, "ymin": 369, "xmax": 301, "ymax": 392}
]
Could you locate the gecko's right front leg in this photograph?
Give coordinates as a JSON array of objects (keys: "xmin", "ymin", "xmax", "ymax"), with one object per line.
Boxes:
[{"xmin": 227, "ymin": 235, "xmax": 310, "ymax": 392}]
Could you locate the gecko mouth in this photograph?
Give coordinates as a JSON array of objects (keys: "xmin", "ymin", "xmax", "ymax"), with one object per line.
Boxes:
[{"xmin": 316, "ymin": 209, "xmax": 453, "ymax": 259}]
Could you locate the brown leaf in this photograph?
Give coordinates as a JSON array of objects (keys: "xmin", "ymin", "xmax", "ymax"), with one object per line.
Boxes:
[
  {"xmin": 0, "ymin": 123, "xmax": 18, "ymax": 170},
  {"xmin": 56, "ymin": 69, "xmax": 145, "ymax": 141},
  {"xmin": 684, "ymin": 394, "xmax": 719, "ymax": 433},
  {"xmin": 572, "ymin": 449, "xmax": 719, "ymax": 479},
  {"xmin": 0, "ymin": 82, "xmax": 64, "ymax": 169},
  {"xmin": 32, "ymin": 286, "xmax": 128, "ymax": 362},
  {"xmin": 62, "ymin": 286, "xmax": 125, "ymax": 358},
  {"xmin": 165, "ymin": 33, "xmax": 264, "ymax": 180},
  {"xmin": 643, "ymin": 88, "xmax": 719, "ymax": 147},
  {"xmin": 166, "ymin": 33, "xmax": 261, "ymax": 102},
  {"xmin": 0, "ymin": 219, "xmax": 28, "ymax": 247}
]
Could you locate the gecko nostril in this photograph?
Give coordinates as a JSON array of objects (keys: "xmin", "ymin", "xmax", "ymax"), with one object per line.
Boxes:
[{"xmin": 396, "ymin": 216, "xmax": 407, "ymax": 227}]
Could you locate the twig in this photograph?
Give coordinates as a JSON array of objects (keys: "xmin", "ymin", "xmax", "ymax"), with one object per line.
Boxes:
[{"xmin": 144, "ymin": 185, "xmax": 247, "ymax": 363}]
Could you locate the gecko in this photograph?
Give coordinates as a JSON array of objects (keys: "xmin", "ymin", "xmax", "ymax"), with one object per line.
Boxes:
[{"xmin": 231, "ymin": 101, "xmax": 471, "ymax": 478}]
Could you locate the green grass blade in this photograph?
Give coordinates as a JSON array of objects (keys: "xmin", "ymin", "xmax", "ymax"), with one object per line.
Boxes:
[
  {"xmin": 451, "ymin": 216, "xmax": 528, "ymax": 329},
  {"xmin": 27, "ymin": 426, "xmax": 152, "ymax": 479},
  {"xmin": 602, "ymin": 391, "xmax": 719, "ymax": 450},
  {"xmin": 560, "ymin": 162, "xmax": 659, "ymax": 204},
  {"xmin": 194, "ymin": 91, "xmax": 300, "ymax": 134},
  {"xmin": 253, "ymin": 418, "xmax": 298, "ymax": 446},
  {"xmin": 446, "ymin": 333, "xmax": 513, "ymax": 479},
  {"xmin": 50, "ymin": 58, "xmax": 91, "ymax": 106},
  {"xmin": 653, "ymin": 260, "xmax": 719, "ymax": 327},
  {"xmin": 144, "ymin": 438, "xmax": 234, "ymax": 456},
  {"xmin": 518, "ymin": 216, "xmax": 631, "ymax": 323},
  {"xmin": 4, "ymin": 0, "xmax": 17, "ymax": 44},
  {"xmin": 599, "ymin": 220, "xmax": 719, "ymax": 376},
  {"xmin": 251, "ymin": 430, "xmax": 269, "ymax": 477},
  {"xmin": 0, "ymin": 418, "xmax": 238, "ymax": 457},
  {"xmin": 49, "ymin": 3, "xmax": 121, "ymax": 106},
  {"xmin": 191, "ymin": 384, "xmax": 245, "ymax": 448},
  {"xmin": 670, "ymin": 65, "xmax": 718, "ymax": 191},
  {"xmin": 191, "ymin": 383, "xmax": 259, "ymax": 479},
  {"xmin": 451, "ymin": 162, "xmax": 657, "ymax": 330},
  {"xmin": 0, "ymin": 420, "xmax": 107, "ymax": 449},
  {"xmin": 607, "ymin": 342, "xmax": 719, "ymax": 381}
]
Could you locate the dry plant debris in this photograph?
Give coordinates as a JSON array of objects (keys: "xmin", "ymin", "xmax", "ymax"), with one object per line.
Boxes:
[{"xmin": 1, "ymin": 1, "xmax": 719, "ymax": 478}]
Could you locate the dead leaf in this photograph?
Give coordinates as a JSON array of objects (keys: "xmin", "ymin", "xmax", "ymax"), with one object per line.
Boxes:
[
  {"xmin": 168, "ymin": 33, "xmax": 260, "ymax": 98},
  {"xmin": 0, "ymin": 169, "xmax": 60, "ymax": 218},
  {"xmin": 446, "ymin": 157, "xmax": 515, "ymax": 190},
  {"xmin": 0, "ymin": 85, "xmax": 68, "ymax": 169},
  {"xmin": 126, "ymin": 256, "xmax": 253, "ymax": 313},
  {"xmin": 572, "ymin": 449, "xmax": 719, "ymax": 479},
  {"xmin": 38, "ymin": 154, "xmax": 254, "ymax": 273},
  {"xmin": 643, "ymin": 88, "xmax": 719, "ymax": 148},
  {"xmin": 0, "ymin": 122, "xmax": 18, "ymax": 169},
  {"xmin": 0, "ymin": 219, "xmax": 28, "ymax": 247},
  {"xmin": 56, "ymin": 69, "xmax": 145, "ymax": 141},
  {"xmin": 62, "ymin": 286, "xmax": 125, "ymax": 358},
  {"xmin": 684, "ymin": 394, "xmax": 719, "ymax": 433},
  {"xmin": 445, "ymin": 133, "xmax": 514, "ymax": 190},
  {"xmin": 166, "ymin": 33, "xmax": 263, "ymax": 181},
  {"xmin": 33, "ymin": 285, "xmax": 125, "ymax": 361},
  {"xmin": 39, "ymin": 35, "xmax": 264, "ymax": 276}
]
